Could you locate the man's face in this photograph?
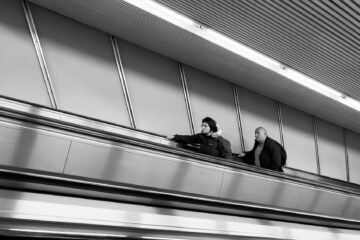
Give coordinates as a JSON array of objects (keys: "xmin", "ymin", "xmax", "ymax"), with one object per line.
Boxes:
[{"xmin": 255, "ymin": 129, "xmax": 266, "ymax": 143}]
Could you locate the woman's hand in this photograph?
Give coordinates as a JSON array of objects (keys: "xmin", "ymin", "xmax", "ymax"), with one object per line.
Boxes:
[{"xmin": 238, "ymin": 152, "xmax": 246, "ymax": 157}]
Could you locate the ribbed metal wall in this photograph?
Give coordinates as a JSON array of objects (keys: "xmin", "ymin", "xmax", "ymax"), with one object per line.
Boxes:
[
  {"xmin": 28, "ymin": 0, "xmax": 360, "ymax": 134},
  {"xmin": 156, "ymin": 0, "xmax": 360, "ymax": 101}
]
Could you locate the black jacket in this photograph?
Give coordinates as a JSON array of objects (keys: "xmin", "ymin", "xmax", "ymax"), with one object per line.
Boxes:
[
  {"xmin": 243, "ymin": 137, "xmax": 283, "ymax": 172},
  {"xmin": 173, "ymin": 133, "xmax": 233, "ymax": 160}
]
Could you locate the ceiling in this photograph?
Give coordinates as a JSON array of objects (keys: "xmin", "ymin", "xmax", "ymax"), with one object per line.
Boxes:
[
  {"xmin": 29, "ymin": 0, "xmax": 360, "ymax": 133},
  {"xmin": 157, "ymin": 0, "xmax": 360, "ymax": 101}
]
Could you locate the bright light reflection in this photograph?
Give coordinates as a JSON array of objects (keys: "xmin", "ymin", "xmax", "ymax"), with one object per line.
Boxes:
[
  {"xmin": 279, "ymin": 68, "xmax": 343, "ymax": 98},
  {"xmin": 122, "ymin": 0, "xmax": 195, "ymax": 27},
  {"xmin": 205, "ymin": 28, "xmax": 281, "ymax": 71},
  {"xmin": 122, "ymin": 0, "xmax": 360, "ymax": 113},
  {"xmin": 141, "ymin": 237, "xmax": 188, "ymax": 240},
  {"xmin": 339, "ymin": 95, "xmax": 360, "ymax": 112},
  {"xmin": 10, "ymin": 228, "xmax": 127, "ymax": 238}
]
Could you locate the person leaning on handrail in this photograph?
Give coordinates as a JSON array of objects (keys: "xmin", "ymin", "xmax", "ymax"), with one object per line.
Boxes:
[
  {"xmin": 167, "ymin": 117, "xmax": 233, "ymax": 160},
  {"xmin": 239, "ymin": 127, "xmax": 284, "ymax": 172}
]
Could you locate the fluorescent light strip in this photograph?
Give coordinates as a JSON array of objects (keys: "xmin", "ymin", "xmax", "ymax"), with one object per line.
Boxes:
[
  {"xmin": 141, "ymin": 237, "xmax": 188, "ymax": 240},
  {"xmin": 122, "ymin": 0, "xmax": 360, "ymax": 112},
  {"xmin": 122, "ymin": 0, "xmax": 196, "ymax": 27},
  {"xmin": 10, "ymin": 228, "xmax": 127, "ymax": 238}
]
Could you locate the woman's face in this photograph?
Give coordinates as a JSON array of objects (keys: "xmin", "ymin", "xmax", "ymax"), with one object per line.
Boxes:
[{"xmin": 201, "ymin": 122, "xmax": 211, "ymax": 134}]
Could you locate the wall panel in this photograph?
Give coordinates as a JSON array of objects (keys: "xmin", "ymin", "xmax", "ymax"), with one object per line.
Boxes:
[
  {"xmin": 0, "ymin": 123, "xmax": 70, "ymax": 172},
  {"xmin": 298, "ymin": 187, "xmax": 357, "ymax": 219},
  {"xmin": 282, "ymin": 105, "xmax": 317, "ymax": 173},
  {"xmin": 64, "ymin": 141, "xmax": 223, "ymax": 196},
  {"xmin": 117, "ymin": 40, "xmax": 191, "ymax": 136},
  {"xmin": 30, "ymin": 4, "xmax": 130, "ymax": 126},
  {"xmin": 184, "ymin": 66, "xmax": 241, "ymax": 153},
  {"xmin": 347, "ymin": 131, "xmax": 360, "ymax": 185},
  {"xmin": 237, "ymin": 88, "xmax": 281, "ymax": 151},
  {"xmin": 316, "ymin": 119, "xmax": 346, "ymax": 180},
  {"xmin": 220, "ymin": 171, "xmax": 301, "ymax": 209},
  {"xmin": 0, "ymin": 0, "xmax": 51, "ymax": 106}
]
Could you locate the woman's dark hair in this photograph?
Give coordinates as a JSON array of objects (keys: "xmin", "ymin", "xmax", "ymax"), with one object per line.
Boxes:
[{"xmin": 202, "ymin": 117, "xmax": 217, "ymax": 132}]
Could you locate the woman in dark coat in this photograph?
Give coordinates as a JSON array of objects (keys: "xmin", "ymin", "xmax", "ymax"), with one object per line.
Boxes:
[{"xmin": 169, "ymin": 117, "xmax": 233, "ymax": 160}]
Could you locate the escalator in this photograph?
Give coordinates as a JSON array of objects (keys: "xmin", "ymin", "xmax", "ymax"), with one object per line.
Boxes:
[{"xmin": 0, "ymin": 97, "xmax": 360, "ymax": 239}]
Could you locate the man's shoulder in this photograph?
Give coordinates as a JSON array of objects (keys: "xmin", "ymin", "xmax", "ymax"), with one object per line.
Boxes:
[{"xmin": 265, "ymin": 137, "xmax": 281, "ymax": 148}]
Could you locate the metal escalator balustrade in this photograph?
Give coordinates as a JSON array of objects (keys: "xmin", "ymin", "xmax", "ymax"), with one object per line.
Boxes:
[
  {"xmin": 1, "ymin": 167, "xmax": 360, "ymax": 239},
  {"xmin": 0, "ymin": 95, "xmax": 357, "ymax": 190},
  {"xmin": 0, "ymin": 95, "xmax": 360, "ymax": 228}
]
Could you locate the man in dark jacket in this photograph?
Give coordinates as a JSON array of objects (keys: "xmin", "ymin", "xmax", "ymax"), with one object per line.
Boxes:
[
  {"xmin": 240, "ymin": 127, "xmax": 283, "ymax": 172},
  {"xmin": 169, "ymin": 117, "xmax": 233, "ymax": 160}
]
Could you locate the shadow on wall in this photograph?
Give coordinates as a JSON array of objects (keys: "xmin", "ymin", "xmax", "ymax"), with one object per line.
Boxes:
[
  {"xmin": 184, "ymin": 65, "xmax": 234, "ymax": 110},
  {"xmin": 117, "ymin": 40, "xmax": 183, "ymax": 90},
  {"xmin": 9, "ymin": 108, "xmax": 40, "ymax": 169},
  {"xmin": 29, "ymin": 3, "xmax": 117, "ymax": 67},
  {"xmin": 101, "ymin": 145, "xmax": 125, "ymax": 181},
  {"xmin": 0, "ymin": 1, "xmax": 30, "ymax": 37}
]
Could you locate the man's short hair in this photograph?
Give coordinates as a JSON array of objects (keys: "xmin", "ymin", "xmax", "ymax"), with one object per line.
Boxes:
[{"xmin": 255, "ymin": 127, "xmax": 267, "ymax": 135}]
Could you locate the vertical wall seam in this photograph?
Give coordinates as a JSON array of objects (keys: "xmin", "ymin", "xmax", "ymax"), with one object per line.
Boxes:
[
  {"xmin": 343, "ymin": 128, "xmax": 350, "ymax": 182},
  {"xmin": 178, "ymin": 63, "xmax": 195, "ymax": 135},
  {"xmin": 233, "ymin": 85, "xmax": 245, "ymax": 152},
  {"xmin": 217, "ymin": 172, "xmax": 225, "ymax": 198},
  {"xmin": 22, "ymin": 0, "xmax": 58, "ymax": 109},
  {"xmin": 313, "ymin": 116, "xmax": 321, "ymax": 175},
  {"xmin": 62, "ymin": 140, "xmax": 72, "ymax": 174},
  {"xmin": 110, "ymin": 36, "xmax": 136, "ymax": 128},
  {"xmin": 277, "ymin": 102, "xmax": 285, "ymax": 147}
]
